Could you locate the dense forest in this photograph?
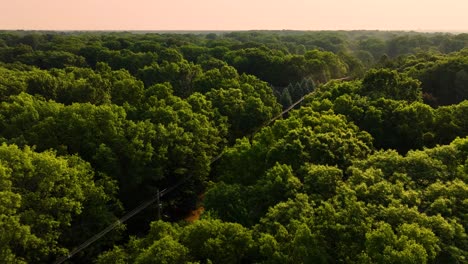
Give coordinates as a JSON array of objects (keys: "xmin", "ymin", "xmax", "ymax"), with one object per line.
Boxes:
[{"xmin": 0, "ymin": 30, "xmax": 467, "ymax": 264}]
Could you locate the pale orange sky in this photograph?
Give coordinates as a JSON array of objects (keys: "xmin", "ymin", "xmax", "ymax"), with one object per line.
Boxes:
[{"xmin": 1, "ymin": 0, "xmax": 467, "ymax": 31}]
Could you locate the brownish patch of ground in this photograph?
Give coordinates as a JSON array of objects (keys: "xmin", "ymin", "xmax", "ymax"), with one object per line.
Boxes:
[
  {"xmin": 184, "ymin": 193, "xmax": 205, "ymax": 222},
  {"xmin": 185, "ymin": 206, "xmax": 205, "ymax": 222}
]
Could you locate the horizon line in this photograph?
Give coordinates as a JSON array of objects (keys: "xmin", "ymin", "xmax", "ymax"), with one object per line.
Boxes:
[{"xmin": 1, "ymin": 29, "xmax": 467, "ymax": 34}]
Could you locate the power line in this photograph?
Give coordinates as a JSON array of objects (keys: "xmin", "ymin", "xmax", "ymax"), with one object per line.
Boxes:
[
  {"xmin": 54, "ymin": 153, "xmax": 226, "ymax": 264},
  {"xmin": 53, "ymin": 77, "xmax": 341, "ymax": 264},
  {"xmin": 54, "ymin": 193, "xmax": 159, "ymax": 264}
]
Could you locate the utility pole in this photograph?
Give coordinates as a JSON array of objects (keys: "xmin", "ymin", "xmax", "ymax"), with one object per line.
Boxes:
[{"xmin": 156, "ymin": 189, "xmax": 162, "ymax": 220}]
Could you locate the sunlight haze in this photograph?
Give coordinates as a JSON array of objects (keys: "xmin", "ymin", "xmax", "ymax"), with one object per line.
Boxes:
[{"xmin": 1, "ymin": 0, "xmax": 467, "ymax": 31}]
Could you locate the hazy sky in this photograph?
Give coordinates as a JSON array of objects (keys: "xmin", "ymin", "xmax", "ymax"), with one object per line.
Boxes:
[{"xmin": 1, "ymin": 0, "xmax": 467, "ymax": 31}]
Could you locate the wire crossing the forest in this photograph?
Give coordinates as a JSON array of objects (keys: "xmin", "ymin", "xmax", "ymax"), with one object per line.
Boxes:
[
  {"xmin": 269, "ymin": 94, "xmax": 307, "ymax": 126},
  {"xmin": 53, "ymin": 152, "xmax": 226, "ymax": 264},
  {"xmin": 54, "ymin": 77, "xmax": 348, "ymax": 264}
]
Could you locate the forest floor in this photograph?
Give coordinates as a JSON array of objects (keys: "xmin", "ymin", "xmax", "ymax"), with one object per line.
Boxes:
[
  {"xmin": 185, "ymin": 193, "xmax": 206, "ymax": 222},
  {"xmin": 185, "ymin": 206, "xmax": 205, "ymax": 222}
]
